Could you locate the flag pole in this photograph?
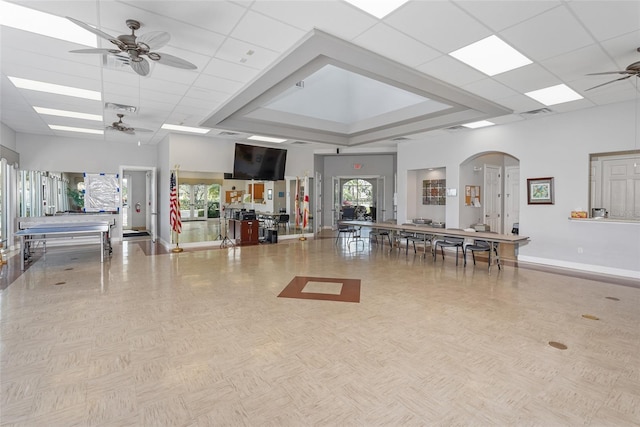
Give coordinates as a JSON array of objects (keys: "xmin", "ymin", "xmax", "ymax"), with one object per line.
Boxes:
[{"xmin": 172, "ymin": 166, "xmax": 184, "ymax": 253}]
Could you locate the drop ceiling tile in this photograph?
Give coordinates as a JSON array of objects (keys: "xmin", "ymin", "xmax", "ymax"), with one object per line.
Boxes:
[
  {"xmin": 201, "ymin": 58, "xmax": 260, "ymax": 83},
  {"xmin": 353, "ymin": 23, "xmax": 440, "ymax": 68},
  {"xmin": 493, "ymin": 63, "xmax": 559, "ymax": 94},
  {"xmin": 417, "ymin": 55, "xmax": 486, "ymax": 88},
  {"xmin": 497, "ymin": 94, "xmax": 549, "ymax": 114},
  {"xmin": 230, "ymin": 10, "xmax": 306, "ymax": 52},
  {"xmin": 120, "ymin": 0, "xmax": 248, "ymax": 36},
  {"xmin": 455, "ymin": 1, "xmax": 561, "ymax": 32},
  {"xmin": 250, "ymin": 0, "xmax": 378, "ymax": 40},
  {"xmin": 184, "ymin": 87, "xmax": 231, "ymax": 103},
  {"xmin": 568, "ymin": 1, "xmax": 640, "ymax": 41},
  {"xmin": 599, "ymin": 30, "xmax": 640, "ymax": 71},
  {"xmin": 541, "ymin": 44, "xmax": 617, "ymax": 84},
  {"xmin": 461, "ymin": 78, "xmax": 520, "ymax": 102},
  {"xmin": 215, "ymin": 38, "xmax": 281, "ymax": 70},
  {"xmin": 192, "ymin": 74, "xmax": 245, "ymax": 95},
  {"xmin": 499, "ymin": 6, "xmax": 594, "ymax": 62},
  {"xmin": 385, "ymin": 1, "xmax": 492, "ymax": 53}
]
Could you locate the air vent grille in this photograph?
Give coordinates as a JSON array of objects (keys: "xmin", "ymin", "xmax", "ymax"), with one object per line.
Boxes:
[
  {"xmin": 392, "ymin": 136, "xmax": 410, "ymax": 141},
  {"xmin": 291, "ymin": 141, "xmax": 310, "ymax": 144},
  {"xmin": 445, "ymin": 125, "xmax": 466, "ymax": 132},
  {"xmin": 105, "ymin": 102, "xmax": 137, "ymax": 113},
  {"xmin": 219, "ymin": 131, "xmax": 239, "ymax": 136},
  {"xmin": 521, "ymin": 107, "xmax": 554, "ymax": 117}
]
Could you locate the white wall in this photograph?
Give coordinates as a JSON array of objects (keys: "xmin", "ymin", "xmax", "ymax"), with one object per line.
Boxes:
[
  {"xmin": 1, "ymin": 122, "xmax": 17, "ymax": 151},
  {"xmin": 398, "ymin": 100, "xmax": 640, "ymax": 278},
  {"xmin": 16, "ymin": 133, "xmax": 156, "ymax": 172}
]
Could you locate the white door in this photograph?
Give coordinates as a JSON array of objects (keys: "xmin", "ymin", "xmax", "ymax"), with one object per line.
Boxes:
[
  {"xmin": 504, "ymin": 166, "xmax": 519, "ymax": 235},
  {"xmin": 483, "ymin": 165, "xmax": 502, "ymax": 233},
  {"xmin": 602, "ymin": 157, "xmax": 640, "ymax": 219}
]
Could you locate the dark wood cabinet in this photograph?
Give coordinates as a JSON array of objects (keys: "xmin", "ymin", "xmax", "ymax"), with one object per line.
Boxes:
[{"xmin": 230, "ymin": 219, "xmax": 259, "ymax": 246}]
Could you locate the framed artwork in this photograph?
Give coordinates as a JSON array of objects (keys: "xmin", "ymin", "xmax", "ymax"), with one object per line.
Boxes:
[
  {"xmin": 422, "ymin": 179, "xmax": 446, "ymax": 205},
  {"xmin": 527, "ymin": 177, "xmax": 554, "ymax": 205}
]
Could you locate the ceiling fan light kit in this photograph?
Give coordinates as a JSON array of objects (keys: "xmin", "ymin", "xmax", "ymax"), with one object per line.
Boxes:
[{"xmin": 66, "ymin": 17, "xmax": 197, "ymax": 76}]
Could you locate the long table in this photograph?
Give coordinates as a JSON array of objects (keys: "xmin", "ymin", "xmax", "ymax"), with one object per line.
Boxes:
[
  {"xmin": 16, "ymin": 221, "xmax": 113, "ymax": 270},
  {"xmin": 339, "ymin": 220, "xmax": 529, "ymax": 272}
]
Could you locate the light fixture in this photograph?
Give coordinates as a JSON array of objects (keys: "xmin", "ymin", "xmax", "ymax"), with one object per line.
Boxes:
[
  {"xmin": 49, "ymin": 124, "xmax": 103, "ymax": 135},
  {"xmin": 462, "ymin": 120, "xmax": 495, "ymax": 129},
  {"xmin": 449, "ymin": 35, "xmax": 532, "ymax": 76},
  {"xmin": 161, "ymin": 124, "xmax": 210, "ymax": 134},
  {"xmin": 9, "ymin": 77, "xmax": 101, "ymax": 100},
  {"xmin": 248, "ymin": 135, "xmax": 287, "ymax": 143},
  {"xmin": 34, "ymin": 107, "xmax": 102, "ymax": 121},
  {"xmin": 0, "ymin": 0, "xmax": 96, "ymax": 47},
  {"xmin": 137, "ymin": 140, "xmax": 141, "ymax": 147},
  {"xmin": 344, "ymin": 0, "xmax": 410, "ymax": 19},
  {"xmin": 525, "ymin": 84, "xmax": 583, "ymax": 106}
]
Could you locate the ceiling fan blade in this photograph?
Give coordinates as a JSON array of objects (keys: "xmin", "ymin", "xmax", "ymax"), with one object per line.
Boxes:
[
  {"xmin": 66, "ymin": 16, "xmax": 119, "ymax": 44},
  {"xmin": 70, "ymin": 48, "xmax": 121, "ymax": 55},
  {"xmin": 586, "ymin": 71, "xmax": 633, "ymax": 76},
  {"xmin": 133, "ymin": 128, "xmax": 153, "ymax": 133},
  {"xmin": 149, "ymin": 52, "xmax": 197, "ymax": 70},
  {"xmin": 137, "ymin": 31, "xmax": 171, "ymax": 50},
  {"xmin": 585, "ymin": 75, "xmax": 633, "ymax": 91},
  {"xmin": 130, "ymin": 58, "xmax": 150, "ymax": 76}
]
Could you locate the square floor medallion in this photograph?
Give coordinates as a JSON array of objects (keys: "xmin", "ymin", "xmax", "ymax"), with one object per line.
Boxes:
[{"xmin": 278, "ymin": 276, "xmax": 360, "ymax": 303}]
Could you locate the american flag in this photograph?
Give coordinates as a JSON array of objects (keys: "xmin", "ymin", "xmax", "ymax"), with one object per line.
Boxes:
[{"xmin": 170, "ymin": 172, "xmax": 181, "ymax": 233}]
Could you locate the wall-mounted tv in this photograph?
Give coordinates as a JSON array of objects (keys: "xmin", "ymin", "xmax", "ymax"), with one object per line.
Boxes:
[{"xmin": 232, "ymin": 143, "xmax": 287, "ymax": 181}]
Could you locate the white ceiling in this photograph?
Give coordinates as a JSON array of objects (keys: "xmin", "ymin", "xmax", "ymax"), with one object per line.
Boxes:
[{"xmin": 1, "ymin": 0, "xmax": 639, "ymax": 149}]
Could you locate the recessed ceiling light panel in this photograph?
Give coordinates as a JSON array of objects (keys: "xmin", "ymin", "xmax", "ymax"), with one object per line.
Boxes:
[
  {"xmin": 34, "ymin": 107, "xmax": 102, "ymax": 121},
  {"xmin": 49, "ymin": 124, "xmax": 103, "ymax": 135},
  {"xmin": 248, "ymin": 135, "xmax": 287, "ymax": 143},
  {"xmin": 0, "ymin": 0, "xmax": 97, "ymax": 46},
  {"xmin": 525, "ymin": 84, "xmax": 583, "ymax": 106},
  {"xmin": 462, "ymin": 120, "xmax": 495, "ymax": 129},
  {"xmin": 9, "ymin": 76, "xmax": 101, "ymax": 100},
  {"xmin": 161, "ymin": 124, "xmax": 210, "ymax": 134},
  {"xmin": 449, "ymin": 35, "xmax": 532, "ymax": 76}
]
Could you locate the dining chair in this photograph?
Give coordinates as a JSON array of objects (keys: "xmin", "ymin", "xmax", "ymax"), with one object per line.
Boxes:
[
  {"xmin": 433, "ymin": 230, "xmax": 465, "ymax": 265},
  {"xmin": 464, "ymin": 232, "xmax": 502, "ymax": 270}
]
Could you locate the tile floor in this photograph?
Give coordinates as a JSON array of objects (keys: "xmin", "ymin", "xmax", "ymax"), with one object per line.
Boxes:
[{"xmin": 1, "ymin": 231, "xmax": 639, "ymax": 426}]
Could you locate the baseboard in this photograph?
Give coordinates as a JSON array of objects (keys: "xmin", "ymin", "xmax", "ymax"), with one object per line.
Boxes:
[{"xmin": 517, "ymin": 255, "xmax": 640, "ymax": 281}]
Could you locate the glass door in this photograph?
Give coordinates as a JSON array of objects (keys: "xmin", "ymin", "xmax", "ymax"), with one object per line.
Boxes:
[{"xmin": 179, "ymin": 184, "xmax": 207, "ymax": 221}]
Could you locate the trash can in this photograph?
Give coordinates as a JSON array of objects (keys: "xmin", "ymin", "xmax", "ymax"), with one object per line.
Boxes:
[{"xmin": 267, "ymin": 228, "xmax": 278, "ymax": 243}]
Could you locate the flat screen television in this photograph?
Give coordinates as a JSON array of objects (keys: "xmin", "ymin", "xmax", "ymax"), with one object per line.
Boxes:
[{"xmin": 232, "ymin": 143, "xmax": 287, "ymax": 181}]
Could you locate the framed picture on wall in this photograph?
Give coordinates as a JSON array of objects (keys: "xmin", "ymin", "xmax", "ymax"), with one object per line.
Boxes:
[{"xmin": 527, "ymin": 177, "xmax": 554, "ymax": 205}]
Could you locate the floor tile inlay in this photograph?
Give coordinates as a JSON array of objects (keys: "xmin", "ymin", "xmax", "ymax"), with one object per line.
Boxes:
[{"xmin": 278, "ymin": 276, "xmax": 360, "ymax": 303}]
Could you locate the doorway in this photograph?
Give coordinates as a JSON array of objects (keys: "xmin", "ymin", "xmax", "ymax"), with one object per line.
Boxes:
[
  {"xmin": 331, "ymin": 176, "xmax": 384, "ymax": 228},
  {"xmin": 120, "ymin": 166, "xmax": 157, "ymax": 242}
]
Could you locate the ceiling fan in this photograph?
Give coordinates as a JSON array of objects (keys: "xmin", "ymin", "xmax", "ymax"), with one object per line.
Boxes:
[
  {"xmin": 106, "ymin": 114, "xmax": 152, "ymax": 134},
  {"xmin": 586, "ymin": 50, "xmax": 640, "ymax": 91},
  {"xmin": 66, "ymin": 17, "xmax": 197, "ymax": 76}
]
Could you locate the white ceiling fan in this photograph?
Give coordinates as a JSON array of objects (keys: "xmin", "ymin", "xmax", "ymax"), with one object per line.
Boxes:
[{"xmin": 66, "ymin": 17, "xmax": 197, "ymax": 76}]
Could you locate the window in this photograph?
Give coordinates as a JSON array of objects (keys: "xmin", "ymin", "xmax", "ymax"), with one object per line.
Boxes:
[{"xmin": 590, "ymin": 150, "xmax": 640, "ymax": 220}]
